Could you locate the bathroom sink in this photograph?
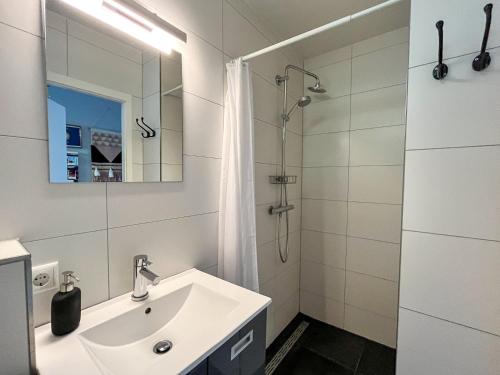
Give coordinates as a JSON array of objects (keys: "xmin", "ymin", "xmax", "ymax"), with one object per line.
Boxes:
[
  {"xmin": 35, "ymin": 269, "xmax": 271, "ymax": 375},
  {"xmin": 79, "ymin": 283, "xmax": 239, "ymax": 374}
]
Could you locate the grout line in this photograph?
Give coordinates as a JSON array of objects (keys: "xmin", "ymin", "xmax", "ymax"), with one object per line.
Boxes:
[
  {"xmin": 406, "ymin": 143, "xmax": 500, "ymax": 152},
  {"xmin": 303, "ymin": 163, "xmax": 403, "ymax": 168},
  {"xmin": 22, "ymin": 228, "xmax": 108, "ymax": 244},
  {"xmin": 402, "ymin": 229, "xmax": 500, "ymax": 244},
  {"xmin": 303, "ymin": 123, "xmax": 406, "ymax": 138},
  {"xmin": 302, "ymin": 197, "xmax": 402, "ymax": 206},
  {"xmin": 0, "ymin": 134, "xmax": 48, "ymax": 142},
  {"xmin": 408, "ymin": 45, "xmax": 500, "ymax": 70},
  {"xmin": 345, "ymin": 303, "xmax": 398, "ymax": 322},
  {"xmin": 0, "ymin": 19, "xmax": 42, "ymax": 38},
  {"xmin": 400, "ymin": 307, "xmax": 500, "ymax": 339}
]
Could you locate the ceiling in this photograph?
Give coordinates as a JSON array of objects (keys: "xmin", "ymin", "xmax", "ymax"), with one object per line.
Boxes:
[{"xmin": 240, "ymin": 0, "xmax": 411, "ymax": 59}]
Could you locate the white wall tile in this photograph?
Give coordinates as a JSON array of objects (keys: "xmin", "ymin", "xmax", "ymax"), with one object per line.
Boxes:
[
  {"xmin": 303, "ymin": 96, "xmax": 350, "ymax": 135},
  {"xmin": 302, "ymin": 199, "xmax": 348, "ymax": 235},
  {"xmin": 0, "ymin": 0, "xmax": 42, "ymax": 36},
  {"xmin": 278, "ymin": 199, "xmax": 302, "ymax": 237},
  {"xmin": 68, "ymin": 36, "xmax": 142, "ymax": 97},
  {"xmin": 143, "ymin": 57, "xmax": 160, "ymax": 98},
  {"xmin": 46, "ymin": 27, "xmax": 67, "ymax": 76},
  {"xmin": 301, "ymin": 230, "xmax": 346, "ymax": 269},
  {"xmin": 305, "ymin": 46, "xmax": 351, "ymax": 71},
  {"xmin": 348, "ymin": 166, "xmax": 403, "ymax": 204},
  {"xmin": 409, "ymin": 0, "xmax": 500, "ymax": 67},
  {"xmin": 0, "ymin": 137, "xmax": 107, "ymax": 242},
  {"xmin": 257, "ymin": 240, "xmax": 275, "ymax": 285},
  {"xmin": 273, "ymin": 261, "xmax": 300, "ymax": 307},
  {"xmin": 352, "ymin": 43, "xmax": 408, "ymax": 93},
  {"xmin": 108, "ymin": 212, "xmax": 218, "ymax": 297},
  {"xmin": 403, "ymin": 147, "xmax": 500, "ymax": 241},
  {"xmin": 303, "ymin": 132, "xmax": 349, "ymax": 167},
  {"xmin": 253, "ymin": 75, "xmax": 280, "ymax": 127},
  {"xmin": 0, "ymin": 23, "xmax": 47, "ymax": 140},
  {"xmin": 348, "ymin": 202, "xmax": 402, "ymax": 243},
  {"xmin": 352, "ymin": 27, "xmax": 409, "ymax": 57},
  {"xmin": 274, "ymin": 292, "xmax": 300, "ymax": 335},
  {"xmin": 143, "ymin": 93, "xmax": 161, "ymax": 130},
  {"xmin": 256, "ymin": 204, "xmax": 276, "ymax": 246},
  {"xmin": 400, "ymin": 231, "xmax": 500, "ymax": 336},
  {"xmin": 143, "ymin": 163, "xmax": 161, "ymax": 182},
  {"xmin": 350, "ymin": 125, "xmax": 406, "ymax": 166},
  {"xmin": 347, "ymin": 237, "xmax": 400, "ymax": 282},
  {"xmin": 311, "ymin": 59, "xmax": 351, "ymax": 99},
  {"xmin": 302, "ymin": 167, "xmax": 348, "ymax": 201},
  {"xmin": 300, "ymin": 291, "xmax": 344, "ymax": 328},
  {"xmin": 25, "ymin": 231, "xmax": 109, "ymax": 326},
  {"xmin": 346, "ymin": 271, "xmax": 398, "ymax": 319},
  {"xmin": 284, "ymin": 166, "xmax": 302, "ymax": 201},
  {"xmin": 183, "ymin": 93, "xmax": 223, "ymax": 158},
  {"xmin": 182, "ymin": 32, "xmax": 223, "ymax": 105},
  {"xmin": 345, "ymin": 305, "xmax": 397, "ymax": 348},
  {"xmin": 275, "ymin": 231, "xmax": 300, "ymax": 277},
  {"xmin": 406, "ymin": 48, "xmax": 500, "ymax": 150},
  {"xmin": 107, "ymin": 156, "xmax": 220, "ymax": 227},
  {"xmin": 397, "ymin": 308, "xmax": 500, "ymax": 375},
  {"xmin": 300, "ymin": 260, "xmax": 345, "ymax": 302},
  {"xmin": 351, "ymin": 84, "xmax": 407, "ymax": 130},
  {"xmin": 285, "ymin": 130, "xmax": 302, "ymax": 167},
  {"xmin": 254, "ymin": 120, "xmax": 279, "ymax": 165},
  {"xmin": 161, "ymin": 130, "xmax": 183, "ymax": 164}
]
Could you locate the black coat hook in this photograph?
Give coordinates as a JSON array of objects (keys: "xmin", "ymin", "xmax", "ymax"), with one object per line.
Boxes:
[
  {"xmin": 141, "ymin": 117, "xmax": 156, "ymax": 138},
  {"xmin": 136, "ymin": 118, "xmax": 151, "ymax": 138},
  {"xmin": 473, "ymin": 3, "xmax": 493, "ymax": 71},
  {"xmin": 433, "ymin": 20, "xmax": 448, "ymax": 80}
]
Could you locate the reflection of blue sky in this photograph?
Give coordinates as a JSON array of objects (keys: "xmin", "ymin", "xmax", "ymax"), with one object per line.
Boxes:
[{"xmin": 48, "ymin": 85, "xmax": 122, "ymax": 132}]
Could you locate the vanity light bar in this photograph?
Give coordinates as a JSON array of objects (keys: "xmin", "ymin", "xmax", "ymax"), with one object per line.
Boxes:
[{"xmin": 60, "ymin": 0, "xmax": 187, "ymax": 54}]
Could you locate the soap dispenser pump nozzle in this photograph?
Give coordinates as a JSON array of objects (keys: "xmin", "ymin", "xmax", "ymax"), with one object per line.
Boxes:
[{"xmin": 60, "ymin": 271, "xmax": 79, "ymax": 293}]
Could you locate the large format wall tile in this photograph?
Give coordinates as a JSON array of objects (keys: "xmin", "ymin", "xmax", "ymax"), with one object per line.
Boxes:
[
  {"xmin": 0, "ymin": 0, "xmax": 42, "ymax": 36},
  {"xmin": 403, "ymin": 146, "xmax": 500, "ymax": 241},
  {"xmin": 302, "ymin": 167, "xmax": 348, "ymax": 201},
  {"xmin": 302, "ymin": 199, "xmax": 348, "ymax": 235},
  {"xmin": 303, "ymin": 96, "xmax": 350, "ymax": 135},
  {"xmin": 352, "ymin": 27, "xmax": 409, "ymax": 57},
  {"xmin": 347, "ymin": 237, "xmax": 400, "ymax": 282},
  {"xmin": 348, "ymin": 202, "xmax": 402, "ymax": 243},
  {"xmin": 0, "ymin": 137, "xmax": 107, "ymax": 242},
  {"xmin": 300, "ymin": 260, "xmax": 345, "ymax": 302},
  {"xmin": 24, "ymin": 231, "xmax": 109, "ymax": 326},
  {"xmin": 400, "ymin": 231, "xmax": 500, "ymax": 336},
  {"xmin": 107, "ymin": 156, "xmax": 220, "ymax": 228},
  {"xmin": 108, "ymin": 212, "xmax": 218, "ymax": 297},
  {"xmin": 311, "ymin": 59, "xmax": 351, "ymax": 99},
  {"xmin": 301, "ymin": 230, "xmax": 346, "ymax": 269},
  {"xmin": 0, "ymin": 23, "xmax": 47, "ymax": 140},
  {"xmin": 303, "ymin": 132, "xmax": 349, "ymax": 167},
  {"xmin": 350, "ymin": 125, "xmax": 406, "ymax": 166},
  {"xmin": 345, "ymin": 271, "xmax": 398, "ymax": 319},
  {"xmin": 344, "ymin": 305, "xmax": 397, "ymax": 348},
  {"xmin": 348, "ymin": 166, "xmax": 403, "ymax": 204},
  {"xmin": 351, "ymin": 84, "xmax": 407, "ymax": 130},
  {"xmin": 406, "ymin": 48, "xmax": 500, "ymax": 150},
  {"xmin": 351, "ymin": 43, "xmax": 408, "ymax": 93},
  {"xmin": 300, "ymin": 291, "xmax": 344, "ymax": 328},
  {"xmin": 409, "ymin": 0, "xmax": 500, "ymax": 68},
  {"xmin": 397, "ymin": 308, "xmax": 500, "ymax": 375}
]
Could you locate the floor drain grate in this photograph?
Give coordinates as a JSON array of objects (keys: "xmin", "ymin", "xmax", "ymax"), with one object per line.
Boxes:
[{"xmin": 265, "ymin": 321, "xmax": 309, "ymax": 375}]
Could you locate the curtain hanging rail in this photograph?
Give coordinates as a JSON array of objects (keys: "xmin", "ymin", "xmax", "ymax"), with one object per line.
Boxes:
[{"xmin": 240, "ymin": 0, "xmax": 404, "ymax": 62}]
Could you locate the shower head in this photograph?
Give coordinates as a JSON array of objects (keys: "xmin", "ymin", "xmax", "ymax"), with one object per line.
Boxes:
[
  {"xmin": 308, "ymin": 82, "xmax": 327, "ymax": 94},
  {"xmin": 298, "ymin": 96, "xmax": 311, "ymax": 107}
]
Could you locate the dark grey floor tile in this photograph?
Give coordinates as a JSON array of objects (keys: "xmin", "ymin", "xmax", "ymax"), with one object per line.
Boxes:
[
  {"xmin": 274, "ymin": 346, "xmax": 353, "ymax": 375},
  {"xmin": 299, "ymin": 321, "xmax": 366, "ymax": 370},
  {"xmin": 356, "ymin": 341, "xmax": 396, "ymax": 375}
]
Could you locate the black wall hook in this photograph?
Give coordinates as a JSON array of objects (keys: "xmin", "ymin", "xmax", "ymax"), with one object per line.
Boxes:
[
  {"xmin": 136, "ymin": 118, "xmax": 151, "ymax": 138},
  {"xmin": 433, "ymin": 20, "xmax": 448, "ymax": 80},
  {"xmin": 472, "ymin": 3, "xmax": 493, "ymax": 71},
  {"xmin": 141, "ymin": 117, "xmax": 156, "ymax": 138}
]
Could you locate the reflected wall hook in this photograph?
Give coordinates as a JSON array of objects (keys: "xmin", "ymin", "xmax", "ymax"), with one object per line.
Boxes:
[
  {"xmin": 136, "ymin": 118, "xmax": 151, "ymax": 138},
  {"xmin": 433, "ymin": 20, "xmax": 448, "ymax": 80},
  {"xmin": 141, "ymin": 117, "xmax": 156, "ymax": 138},
  {"xmin": 472, "ymin": 3, "xmax": 493, "ymax": 71}
]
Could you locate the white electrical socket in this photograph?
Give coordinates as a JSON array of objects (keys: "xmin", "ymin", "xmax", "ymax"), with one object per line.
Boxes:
[{"xmin": 32, "ymin": 262, "xmax": 59, "ymax": 294}]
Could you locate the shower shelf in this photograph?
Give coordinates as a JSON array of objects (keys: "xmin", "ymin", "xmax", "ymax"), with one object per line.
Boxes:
[{"xmin": 269, "ymin": 175, "xmax": 297, "ymax": 184}]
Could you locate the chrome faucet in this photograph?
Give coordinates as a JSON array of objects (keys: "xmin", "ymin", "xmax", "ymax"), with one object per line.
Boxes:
[{"xmin": 132, "ymin": 255, "xmax": 160, "ymax": 301}]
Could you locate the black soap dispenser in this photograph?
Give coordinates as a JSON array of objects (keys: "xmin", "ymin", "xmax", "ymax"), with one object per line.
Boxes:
[{"xmin": 51, "ymin": 271, "xmax": 81, "ymax": 336}]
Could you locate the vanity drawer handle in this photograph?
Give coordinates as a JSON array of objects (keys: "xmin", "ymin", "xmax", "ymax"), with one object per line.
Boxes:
[{"xmin": 230, "ymin": 330, "xmax": 253, "ymax": 361}]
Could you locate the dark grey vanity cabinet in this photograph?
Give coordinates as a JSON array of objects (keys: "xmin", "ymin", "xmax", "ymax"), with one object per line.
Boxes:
[{"xmin": 187, "ymin": 310, "xmax": 266, "ymax": 375}]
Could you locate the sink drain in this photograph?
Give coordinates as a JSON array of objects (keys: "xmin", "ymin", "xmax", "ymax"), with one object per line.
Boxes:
[{"xmin": 153, "ymin": 340, "xmax": 173, "ymax": 354}]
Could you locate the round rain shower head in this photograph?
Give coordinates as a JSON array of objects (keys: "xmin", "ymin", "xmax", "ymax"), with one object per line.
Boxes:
[
  {"xmin": 298, "ymin": 96, "xmax": 311, "ymax": 107},
  {"xmin": 308, "ymin": 82, "xmax": 327, "ymax": 94}
]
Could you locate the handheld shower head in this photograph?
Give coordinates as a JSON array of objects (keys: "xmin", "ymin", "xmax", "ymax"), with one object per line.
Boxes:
[
  {"xmin": 308, "ymin": 82, "xmax": 327, "ymax": 93},
  {"xmin": 298, "ymin": 96, "xmax": 311, "ymax": 107}
]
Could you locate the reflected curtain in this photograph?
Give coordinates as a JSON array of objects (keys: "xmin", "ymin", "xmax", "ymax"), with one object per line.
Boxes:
[{"xmin": 218, "ymin": 58, "xmax": 259, "ymax": 292}]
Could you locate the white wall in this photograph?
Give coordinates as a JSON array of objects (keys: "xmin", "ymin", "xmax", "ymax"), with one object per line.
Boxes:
[
  {"xmin": 0, "ymin": 0, "xmax": 302, "ymax": 348},
  {"xmin": 300, "ymin": 27, "xmax": 409, "ymax": 348},
  {"xmin": 397, "ymin": 0, "xmax": 500, "ymax": 373}
]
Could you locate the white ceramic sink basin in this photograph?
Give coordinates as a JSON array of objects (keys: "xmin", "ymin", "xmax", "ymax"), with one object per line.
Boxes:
[{"xmin": 35, "ymin": 269, "xmax": 271, "ymax": 375}]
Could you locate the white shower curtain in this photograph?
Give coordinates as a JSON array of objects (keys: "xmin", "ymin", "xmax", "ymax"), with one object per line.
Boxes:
[{"xmin": 218, "ymin": 58, "xmax": 259, "ymax": 292}]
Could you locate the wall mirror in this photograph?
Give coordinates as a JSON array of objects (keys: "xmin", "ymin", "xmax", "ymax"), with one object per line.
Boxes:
[{"xmin": 44, "ymin": 0, "xmax": 185, "ymax": 183}]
